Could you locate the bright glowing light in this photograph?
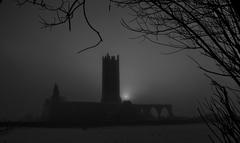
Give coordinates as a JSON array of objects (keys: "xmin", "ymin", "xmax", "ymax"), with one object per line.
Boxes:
[{"xmin": 122, "ymin": 93, "xmax": 130, "ymax": 101}]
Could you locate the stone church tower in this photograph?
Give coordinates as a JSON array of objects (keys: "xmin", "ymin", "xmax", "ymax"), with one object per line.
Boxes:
[{"xmin": 101, "ymin": 54, "xmax": 121, "ymax": 103}]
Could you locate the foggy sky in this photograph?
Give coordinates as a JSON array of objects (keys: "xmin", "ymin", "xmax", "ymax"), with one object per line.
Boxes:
[{"xmin": 0, "ymin": 0, "xmax": 212, "ymax": 120}]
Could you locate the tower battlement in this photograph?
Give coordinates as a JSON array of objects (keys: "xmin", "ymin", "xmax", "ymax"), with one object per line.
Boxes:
[{"xmin": 102, "ymin": 54, "xmax": 119, "ymax": 61}]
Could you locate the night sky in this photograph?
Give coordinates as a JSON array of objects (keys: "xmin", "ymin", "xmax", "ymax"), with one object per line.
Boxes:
[{"xmin": 0, "ymin": 0, "xmax": 213, "ymax": 120}]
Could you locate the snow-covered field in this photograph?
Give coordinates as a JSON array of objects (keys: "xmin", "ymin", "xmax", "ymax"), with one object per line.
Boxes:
[{"xmin": 1, "ymin": 124, "xmax": 211, "ymax": 143}]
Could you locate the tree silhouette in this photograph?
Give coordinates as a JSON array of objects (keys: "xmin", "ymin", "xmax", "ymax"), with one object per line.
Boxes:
[
  {"xmin": 110, "ymin": 0, "xmax": 240, "ymax": 142},
  {"xmin": 16, "ymin": 0, "xmax": 103, "ymax": 53}
]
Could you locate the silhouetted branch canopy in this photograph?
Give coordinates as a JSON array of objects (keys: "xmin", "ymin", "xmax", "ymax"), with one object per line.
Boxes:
[
  {"xmin": 111, "ymin": 0, "xmax": 240, "ymax": 87},
  {"xmin": 17, "ymin": 0, "xmax": 103, "ymax": 53}
]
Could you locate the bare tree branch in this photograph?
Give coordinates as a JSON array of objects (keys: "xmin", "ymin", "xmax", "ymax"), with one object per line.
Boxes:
[
  {"xmin": 16, "ymin": 0, "xmax": 103, "ymax": 53},
  {"xmin": 77, "ymin": 0, "xmax": 103, "ymax": 54}
]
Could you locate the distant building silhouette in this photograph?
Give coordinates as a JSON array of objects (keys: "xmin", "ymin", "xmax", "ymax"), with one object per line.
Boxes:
[
  {"xmin": 102, "ymin": 54, "xmax": 121, "ymax": 103},
  {"xmin": 42, "ymin": 54, "xmax": 174, "ymax": 123}
]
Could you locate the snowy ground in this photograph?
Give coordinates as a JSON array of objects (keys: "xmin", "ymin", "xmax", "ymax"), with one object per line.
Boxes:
[{"xmin": 1, "ymin": 124, "xmax": 211, "ymax": 143}]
